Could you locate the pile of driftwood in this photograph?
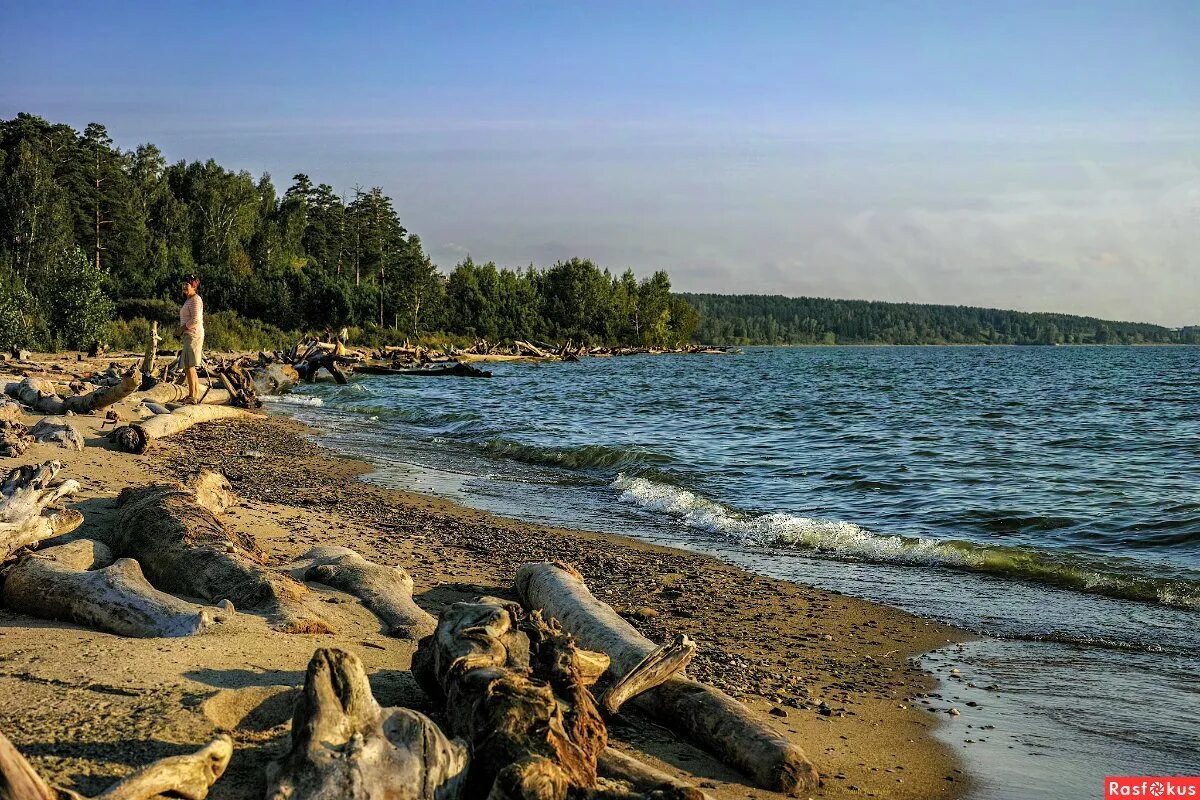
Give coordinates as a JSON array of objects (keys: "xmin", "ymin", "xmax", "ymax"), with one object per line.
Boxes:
[{"xmin": 0, "ymin": 463, "xmax": 819, "ymax": 799}]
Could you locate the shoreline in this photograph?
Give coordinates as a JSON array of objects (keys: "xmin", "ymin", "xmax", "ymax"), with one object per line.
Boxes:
[{"xmin": 0, "ymin": 402, "xmax": 970, "ymax": 799}]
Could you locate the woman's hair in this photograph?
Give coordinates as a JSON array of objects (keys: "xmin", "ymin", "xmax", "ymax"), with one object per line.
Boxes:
[{"xmin": 183, "ymin": 274, "xmax": 200, "ymax": 288}]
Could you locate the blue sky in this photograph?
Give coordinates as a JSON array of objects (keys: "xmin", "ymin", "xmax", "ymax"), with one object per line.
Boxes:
[{"xmin": 2, "ymin": 1, "xmax": 1197, "ymax": 324}]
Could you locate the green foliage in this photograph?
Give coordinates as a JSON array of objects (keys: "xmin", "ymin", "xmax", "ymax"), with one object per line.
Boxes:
[
  {"xmin": 0, "ymin": 272, "xmax": 36, "ymax": 350},
  {"xmin": 683, "ymin": 293, "xmax": 1192, "ymax": 346},
  {"xmin": 47, "ymin": 246, "xmax": 115, "ymax": 349}
]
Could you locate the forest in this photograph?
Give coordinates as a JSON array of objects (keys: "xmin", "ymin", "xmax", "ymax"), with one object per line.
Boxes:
[
  {"xmin": 684, "ymin": 293, "xmax": 1199, "ymax": 346},
  {"xmin": 1, "ymin": 113, "xmax": 1192, "ymax": 354},
  {"xmin": 0, "ymin": 113, "xmax": 698, "ymax": 352}
]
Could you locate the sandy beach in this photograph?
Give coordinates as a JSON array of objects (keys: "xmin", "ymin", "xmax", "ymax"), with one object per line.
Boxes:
[{"xmin": 0, "ymin": 396, "xmax": 969, "ymax": 799}]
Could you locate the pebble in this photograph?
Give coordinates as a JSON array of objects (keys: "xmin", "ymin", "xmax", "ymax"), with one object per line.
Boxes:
[{"xmin": 948, "ymin": 707, "xmax": 961, "ymax": 716}]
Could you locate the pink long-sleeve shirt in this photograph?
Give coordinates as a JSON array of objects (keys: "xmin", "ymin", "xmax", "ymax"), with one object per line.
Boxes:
[{"xmin": 180, "ymin": 294, "xmax": 204, "ymax": 339}]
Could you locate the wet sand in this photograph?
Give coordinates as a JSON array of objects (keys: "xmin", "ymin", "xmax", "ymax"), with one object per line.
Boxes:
[{"xmin": 0, "ymin": 400, "xmax": 969, "ymax": 799}]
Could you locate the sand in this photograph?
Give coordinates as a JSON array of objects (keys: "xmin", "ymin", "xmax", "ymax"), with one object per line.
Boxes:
[{"xmin": 0, "ymin": 389, "xmax": 970, "ymax": 799}]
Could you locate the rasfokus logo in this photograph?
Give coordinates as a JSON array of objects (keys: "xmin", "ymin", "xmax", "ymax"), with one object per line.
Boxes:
[{"xmin": 1106, "ymin": 777, "xmax": 1200, "ymax": 798}]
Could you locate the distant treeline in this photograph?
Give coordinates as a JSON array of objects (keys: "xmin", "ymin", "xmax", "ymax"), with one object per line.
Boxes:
[
  {"xmin": 683, "ymin": 293, "xmax": 1199, "ymax": 346},
  {"xmin": 0, "ymin": 113, "xmax": 697, "ymax": 351}
]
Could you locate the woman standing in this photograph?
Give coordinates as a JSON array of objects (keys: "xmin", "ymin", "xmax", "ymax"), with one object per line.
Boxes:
[{"xmin": 179, "ymin": 274, "xmax": 205, "ymax": 403}]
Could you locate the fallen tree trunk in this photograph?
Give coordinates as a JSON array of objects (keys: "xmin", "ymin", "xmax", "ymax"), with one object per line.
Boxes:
[
  {"xmin": 113, "ymin": 473, "xmax": 331, "ymax": 633},
  {"xmin": 2, "ymin": 539, "xmax": 220, "ymax": 638},
  {"xmin": 1, "ymin": 462, "xmax": 82, "ymax": 562},
  {"xmin": 135, "ymin": 382, "xmax": 233, "ymax": 407},
  {"xmin": 265, "ymin": 648, "xmax": 468, "ymax": 800},
  {"xmin": 111, "ymin": 405, "xmax": 255, "ymax": 454},
  {"xmin": 4, "ymin": 369, "xmax": 139, "ymax": 416},
  {"xmin": 412, "ymin": 599, "xmax": 703, "ymax": 799},
  {"xmin": 0, "ymin": 729, "xmax": 231, "ymax": 800},
  {"xmin": 295, "ymin": 546, "xmax": 435, "ymax": 638},
  {"xmin": 516, "ymin": 562, "xmax": 819, "ymax": 796}
]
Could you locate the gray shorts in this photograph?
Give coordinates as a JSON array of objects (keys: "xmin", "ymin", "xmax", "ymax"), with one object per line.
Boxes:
[{"xmin": 180, "ymin": 334, "xmax": 204, "ymax": 370}]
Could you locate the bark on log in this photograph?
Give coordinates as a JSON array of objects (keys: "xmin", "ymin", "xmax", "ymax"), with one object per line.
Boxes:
[
  {"xmin": 4, "ymin": 370, "xmax": 139, "ymax": 416},
  {"xmin": 412, "ymin": 599, "xmax": 701, "ymax": 800},
  {"xmin": 2, "ymin": 539, "xmax": 220, "ymax": 638},
  {"xmin": 515, "ymin": 562, "xmax": 819, "ymax": 796},
  {"xmin": 113, "ymin": 474, "xmax": 331, "ymax": 633},
  {"xmin": 0, "ymin": 728, "xmax": 231, "ymax": 800},
  {"xmin": 295, "ymin": 546, "xmax": 435, "ymax": 638},
  {"xmin": 111, "ymin": 405, "xmax": 255, "ymax": 454},
  {"xmin": 265, "ymin": 648, "xmax": 468, "ymax": 800},
  {"xmin": 1, "ymin": 462, "xmax": 82, "ymax": 562}
]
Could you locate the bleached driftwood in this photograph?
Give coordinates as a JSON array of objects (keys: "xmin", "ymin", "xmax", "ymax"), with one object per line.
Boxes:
[
  {"xmin": 111, "ymin": 405, "xmax": 255, "ymax": 454},
  {"xmin": 2, "ymin": 539, "xmax": 220, "ymax": 638},
  {"xmin": 135, "ymin": 382, "xmax": 233, "ymax": 407},
  {"xmin": 516, "ymin": 562, "xmax": 819, "ymax": 796},
  {"xmin": 412, "ymin": 598, "xmax": 704, "ymax": 799},
  {"xmin": 249, "ymin": 363, "xmax": 299, "ymax": 396},
  {"xmin": 28, "ymin": 417, "xmax": 84, "ymax": 451},
  {"xmin": 113, "ymin": 472, "xmax": 331, "ymax": 633},
  {"xmin": 295, "ymin": 546, "xmax": 435, "ymax": 638},
  {"xmin": 0, "ymin": 728, "xmax": 231, "ymax": 800},
  {"xmin": 0, "ymin": 421, "xmax": 27, "ymax": 458},
  {"xmin": 0, "ymin": 461, "xmax": 82, "ymax": 562},
  {"xmin": 597, "ymin": 748, "xmax": 712, "ymax": 800},
  {"xmin": 140, "ymin": 320, "xmax": 161, "ymax": 379},
  {"xmin": 265, "ymin": 648, "xmax": 468, "ymax": 800},
  {"xmin": 4, "ymin": 369, "xmax": 139, "ymax": 416}
]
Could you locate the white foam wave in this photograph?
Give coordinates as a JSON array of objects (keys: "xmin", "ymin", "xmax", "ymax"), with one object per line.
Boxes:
[
  {"xmin": 260, "ymin": 394, "xmax": 324, "ymax": 407},
  {"xmin": 611, "ymin": 473, "xmax": 968, "ymax": 564},
  {"xmin": 609, "ymin": 474, "xmax": 1200, "ymax": 610}
]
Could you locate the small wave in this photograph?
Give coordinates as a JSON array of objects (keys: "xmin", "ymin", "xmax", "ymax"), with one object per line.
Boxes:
[
  {"xmin": 260, "ymin": 394, "xmax": 323, "ymax": 407},
  {"xmin": 611, "ymin": 475, "xmax": 1200, "ymax": 612}
]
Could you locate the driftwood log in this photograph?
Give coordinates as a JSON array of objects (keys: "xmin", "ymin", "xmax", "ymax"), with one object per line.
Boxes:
[
  {"xmin": 2, "ymin": 538, "xmax": 220, "ymax": 638},
  {"xmin": 250, "ymin": 363, "xmax": 299, "ymax": 396},
  {"xmin": 112, "ymin": 472, "xmax": 331, "ymax": 633},
  {"xmin": 265, "ymin": 648, "xmax": 468, "ymax": 800},
  {"xmin": 111, "ymin": 405, "xmax": 255, "ymax": 454},
  {"xmin": 0, "ymin": 462, "xmax": 82, "ymax": 562},
  {"xmin": 3, "ymin": 369, "xmax": 139, "ymax": 416},
  {"xmin": 412, "ymin": 598, "xmax": 705, "ymax": 799},
  {"xmin": 135, "ymin": 382, "xmax": 233, "ymax": 407},
  {"xmin": 295, "ymin": 546, "xmax": 435, "ymax": 638},
  {"xmin": 516, "ymin": 562, "xmax": 819, "ymax": 796},
  {"xmin": 0, "ymin": 397, "xmax": 20, "ymax": 424},
  {"xmin": 0, "ymin": 728, "xmax": 231, "ymax": 800}
]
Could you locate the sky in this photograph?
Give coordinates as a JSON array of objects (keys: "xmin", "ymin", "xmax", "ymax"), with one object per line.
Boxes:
[{"xmin": 2, "ymin": 1, "xmax": 1197, "ymax": 325}]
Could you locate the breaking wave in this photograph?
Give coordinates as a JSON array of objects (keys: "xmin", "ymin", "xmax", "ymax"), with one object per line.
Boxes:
[
  {"xmin": 260, "ymin": 394, "xmax": 323, "ymax": 407},
  {"xmin": 611, "ymin": 474, "xmax": 1200, "ymax": 612}
]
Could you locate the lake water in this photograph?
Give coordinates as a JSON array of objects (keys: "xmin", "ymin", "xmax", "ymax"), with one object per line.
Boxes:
[{"xmin": 265, "ymin": 346, "xmax": 1200, "ymax": 798}]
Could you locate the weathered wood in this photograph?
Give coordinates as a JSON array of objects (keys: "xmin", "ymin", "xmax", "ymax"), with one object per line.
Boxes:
[
  {"xmin": 1, "ymin": 462, "xmax": 82, "ymax": 562},
  {"xmin": 515, "ymin": 562, "xmax": 819, "ymax": 796},
  {"xmin": 355, "ymin": 362, "xmax": 492, "ymax": 378},
  {"xmin": 0, "ymin": 729, "xmax": 54, "ymax": 800},
  {"xmin": 0, "ymin": 422, "xmax": 27, "ymax": 458},
  {"xmin": 111, "ymin": 405, "xmax": 255, "ymax": 454},
  {"xmin": 28, "ymin": 417, "xmax": 84, "ymax": 451},
  {"xmin": 140, "ymin": 321, "xmax": 161, "ymax": 380},
  {"xmin": 296, "ymin": 546, "xmax": 435, "ymax": 638},
  {"xmin": 597, "ymin": 748, "xmax": 710, "ymax": 800},
  {"xmin": 0, "ymin": 729, "xmax": 231, "ymax": 800},
  {"xmin": 2, "ymin": 539, "xmax": 220, "ymax": 638},
  {"xmin": 249, "ymin": 363, "xmax": 299, "ymax": 396},
  {"xmin": 0, "ymin": 396, "xmax": 21, "ymax": 425},
  {"xmin": 135, "ymin": 382, "xmax": 233, "ymax": 407},
  {"xmin": 4, "ymin": 370, "xmax": 139, "ymax": 416},
  {"xmin": 598, "ymin": 634, "xmax": 697, "ymax": 716},
  {"xmin": 413, "ymin": 599, "xmax": 700, "ymax": 799},
  {"xmin": 113, "ymin": 473, "xmax": 331, "ymax": 633},
  {"xmin": 265, "ymin": 648, "xmax": 468, "ymax": 800}
]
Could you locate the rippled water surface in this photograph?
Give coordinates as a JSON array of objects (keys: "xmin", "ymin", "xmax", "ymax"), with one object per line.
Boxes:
[{"xmin": 270, "ymin": 346, "xmax": 1200, "ymax": 798}]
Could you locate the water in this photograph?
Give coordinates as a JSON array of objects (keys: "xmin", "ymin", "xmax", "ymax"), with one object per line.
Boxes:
[{"xmin": 267, "ymin": 346, "xmax": 1200, "ymax": 798}]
